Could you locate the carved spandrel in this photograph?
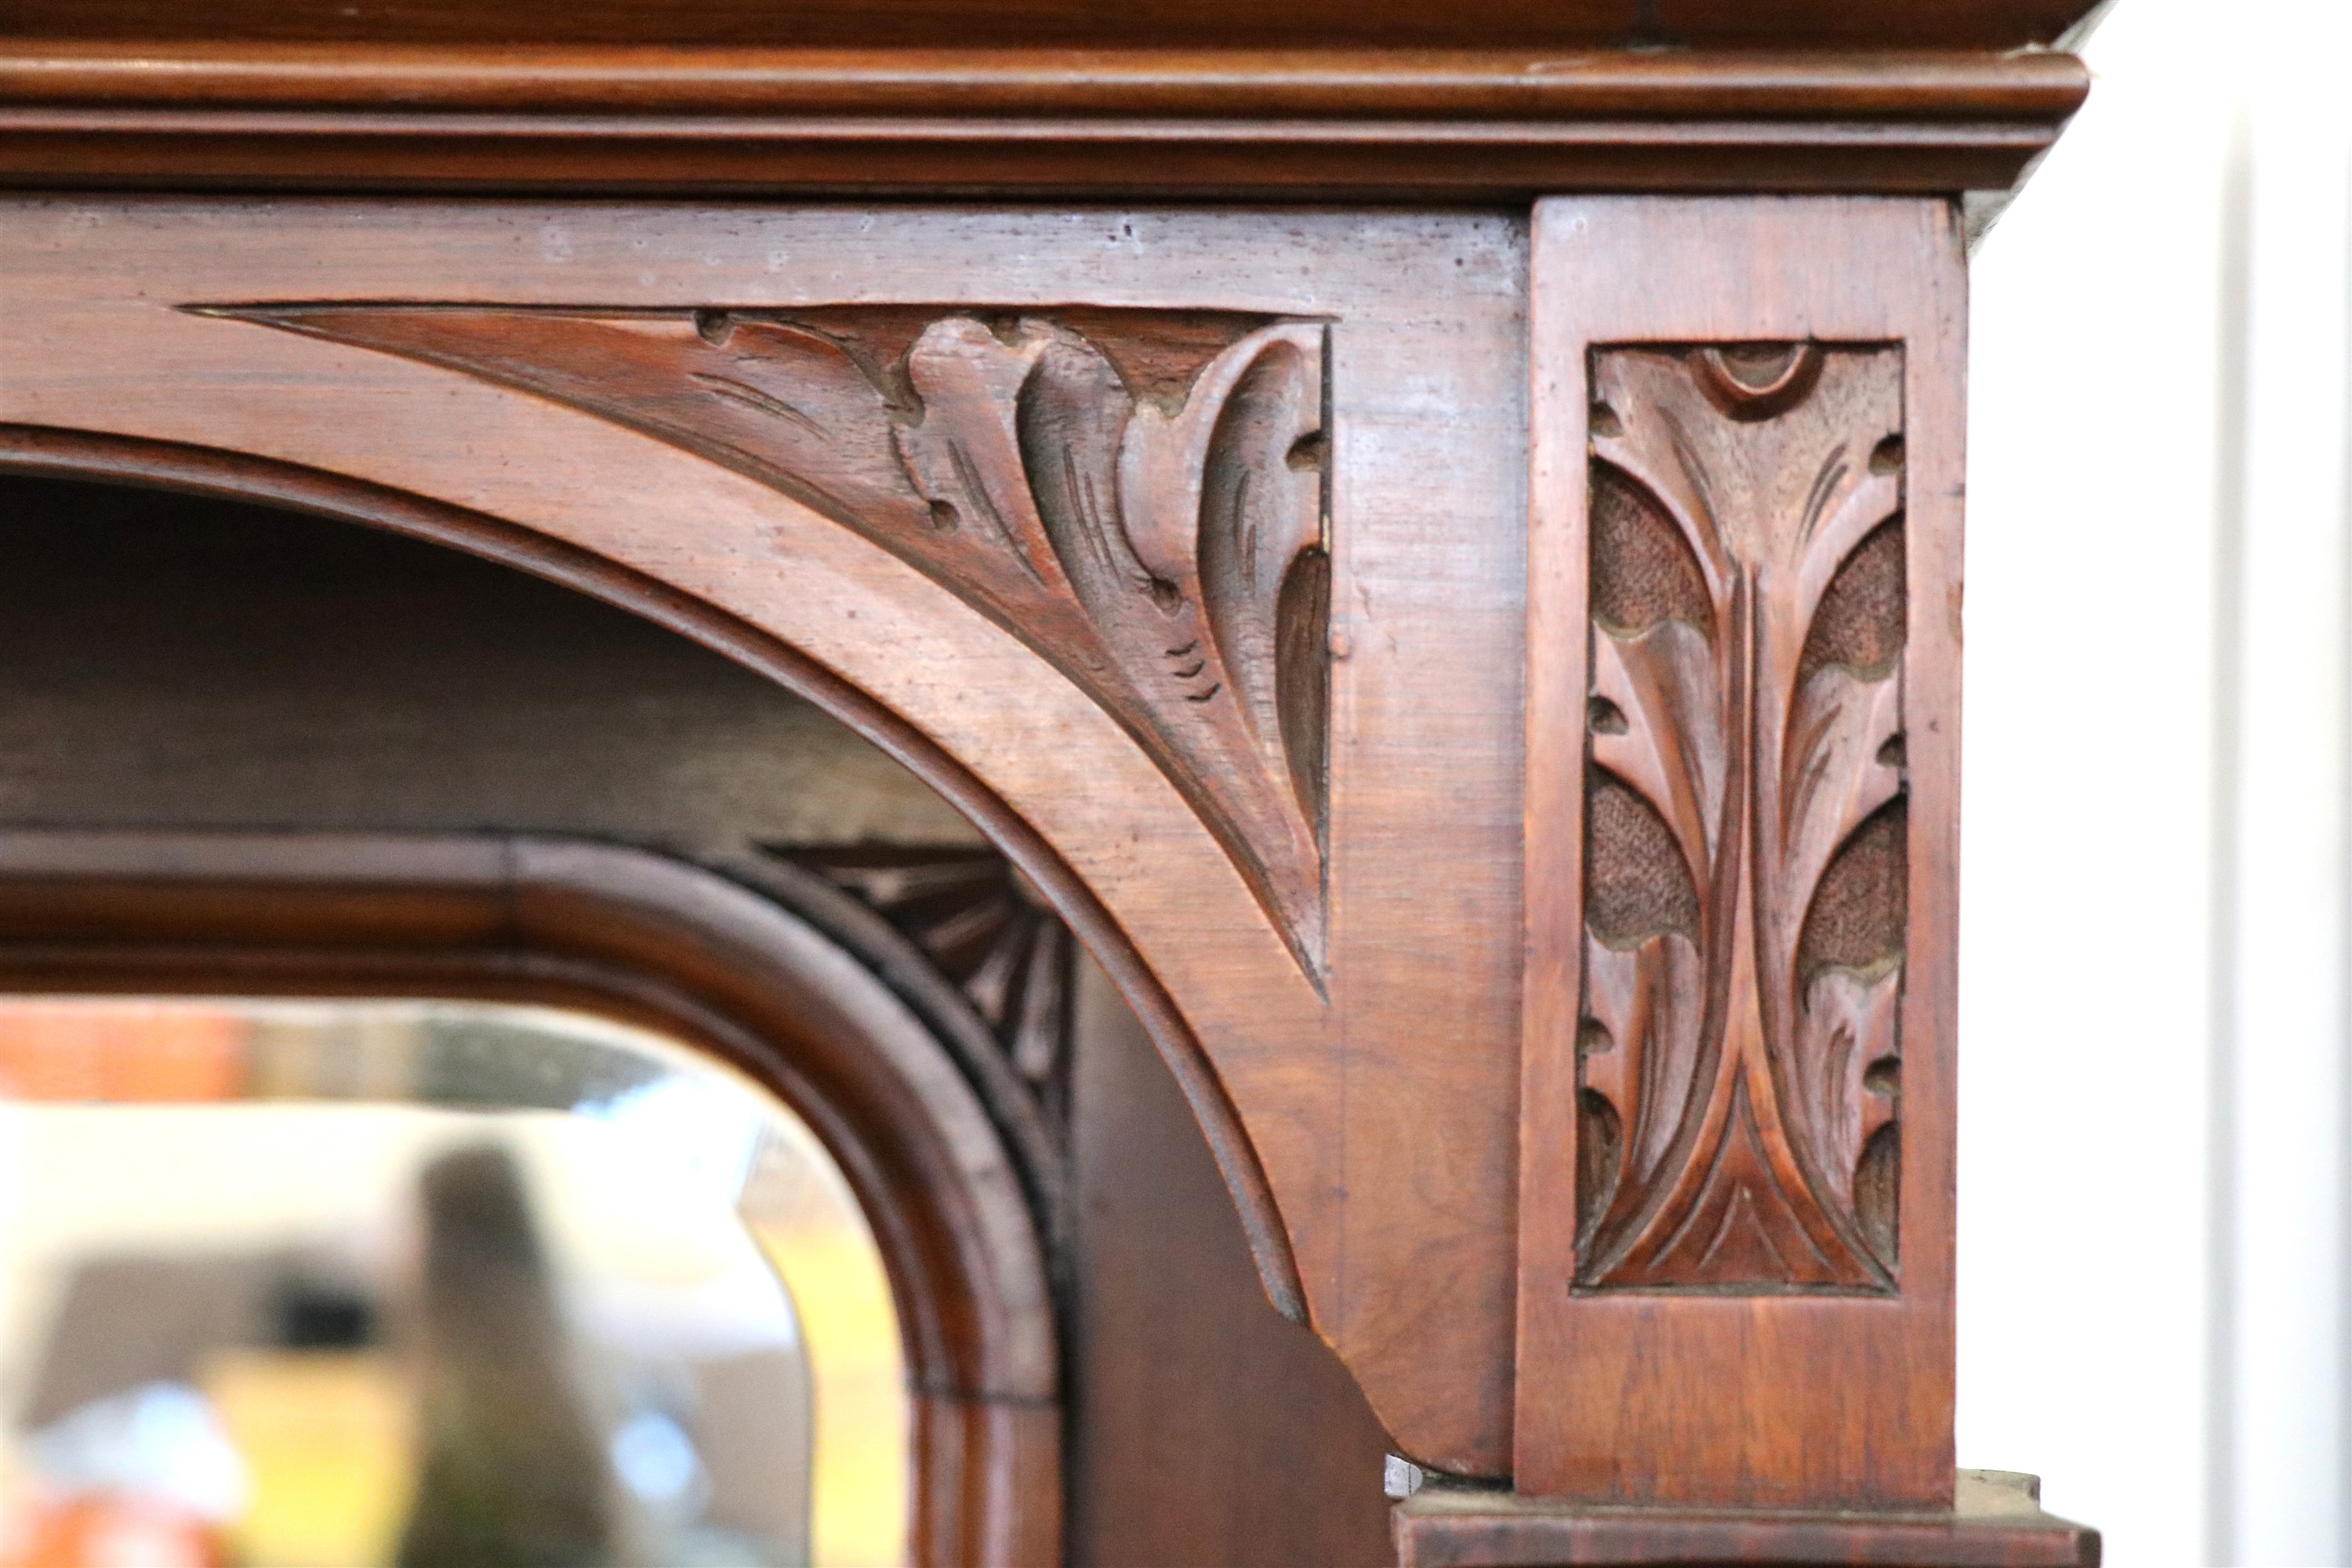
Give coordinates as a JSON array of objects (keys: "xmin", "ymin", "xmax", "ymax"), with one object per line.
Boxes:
[
  {"xmin": 1577, "ymin": 343, "xmax": 1907, "ymax": 1294},
  {"xmin": 198, "ymin": 303, "xmax": 1334, "ymax": 978}
]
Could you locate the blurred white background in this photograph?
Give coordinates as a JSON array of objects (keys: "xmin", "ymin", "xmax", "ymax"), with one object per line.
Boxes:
[{"xmin": 1960, "ymin": 1, "xmax": 2352, "ymax": 1562}]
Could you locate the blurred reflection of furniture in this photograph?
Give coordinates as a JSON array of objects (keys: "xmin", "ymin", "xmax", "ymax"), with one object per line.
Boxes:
[{"xmin": 0, "ymin": 1004, "xmax": 837, "ymax": 1568}]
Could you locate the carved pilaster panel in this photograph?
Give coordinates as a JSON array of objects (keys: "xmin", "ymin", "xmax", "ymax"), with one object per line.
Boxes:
[
  {"xmin": 1574, "ymin": 342, "xmax": 1907, "ymax": 1294},
  {"xmin": 1519, "ymin": 197, "xmax": 1958, "ymax": 1510},
  {"xmin": 199, "ymin": 303, "xmax": 1333, "ymax": 976}
]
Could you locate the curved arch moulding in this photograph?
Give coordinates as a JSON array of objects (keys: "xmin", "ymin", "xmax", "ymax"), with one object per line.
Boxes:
[{"xmin": 0, "ymin": 198, "xmax": 1533, "ymax": 1479}]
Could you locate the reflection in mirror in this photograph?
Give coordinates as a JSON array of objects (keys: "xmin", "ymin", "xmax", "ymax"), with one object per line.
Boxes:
[{"xmin": 0, "ymin": 997, "xmax": 907, "ymax": 1568}]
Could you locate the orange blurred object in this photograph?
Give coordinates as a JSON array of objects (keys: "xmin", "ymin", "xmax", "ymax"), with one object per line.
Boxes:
[
  {"xmin": 0, "ymin": 1004, "xmax": 244, "ymax": 1103},
  {"xmin": 2, "ymin": 1490, "xmax": 224, "ymax": 1568}
]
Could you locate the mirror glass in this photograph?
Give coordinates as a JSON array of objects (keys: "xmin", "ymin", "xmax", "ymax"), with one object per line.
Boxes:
[{"xmin": 0, "ymin": 996, "xmax": 907, "ymax": 1568}]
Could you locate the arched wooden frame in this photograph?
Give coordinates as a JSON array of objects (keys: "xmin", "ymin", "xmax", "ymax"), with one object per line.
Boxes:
[
  {"xmin": 0, "ymin": 201, "xmax": 1544, "ymax": 1482},
  {"xmin": 0, "ymin": 20, "xmax": 2116, "ymax": 1549},
  {"xmin": 0, "ymin": 824, "xmax": 1058, "ymax": 1568},
  {"xmin": 0, "ymin": 423, "xmax": 1300, "ymax": 1314}
]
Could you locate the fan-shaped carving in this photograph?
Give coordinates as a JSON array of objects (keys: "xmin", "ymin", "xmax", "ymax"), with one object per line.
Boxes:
[
  {"xmin": 196, "ymin": 303, "xmax": 1333, "ymax": 978},
  {"xmin": 789, "ymin": 846, "xmax": 1074, "ymax": 1134},
  {"xmin": 1577, "ymin": 342, "xmax": 1907, "ymax": 1293}
]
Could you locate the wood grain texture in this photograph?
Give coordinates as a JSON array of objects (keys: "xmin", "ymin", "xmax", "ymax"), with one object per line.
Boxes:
[
  {"xmin": 1577, "ymin": 341, "xmax": 1907, "ymax": 1293},
  {"xmin": 0, "ymin": 829, "xmax": 1060, "ymax": 1567},
  {"xmin": 203, "ymin": 301, "xmax": 1333, "ymax": 975},
  {"xmin": 0, "ymin": 1, "xmax": 2109, "ymax": 50},
  {"xmin": 0, "ymin": 45, "xmax": 2098, "ymax": 118},
  {"xmin": 1068, "ymin": 958, "xmax": 1393, "ymax": 1568},
  {"xmin": 1521, "ymin": 198, "xmax": 1964, "ymax": 1507},
  {"xmin": 0, "ymin": 117, "xmax": 2070, "ymax": 205},
  {"xmin": 0, "ymin": 45, "xmax": 2087, "ymax": 199},
  {"xmin": 0, "ymin": 200, "xmax": 1530, "ymax": 1477},
  {"xmin": 0, "ymin": 470, "xmax": 979, "ymax": 845},
  {"xmin": 1394, "ymin": 1472, "xmax": 2100, "ymax": 1568}
]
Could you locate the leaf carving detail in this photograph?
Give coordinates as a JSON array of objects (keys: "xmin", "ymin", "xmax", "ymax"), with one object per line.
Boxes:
[
  {"xmin": 1577, "ymin": 343, "xmax": 1907, "ymax": 1293},
  {"xmin": 199, "ymin": 303, "xmax": 1334, "ymax": 977}
]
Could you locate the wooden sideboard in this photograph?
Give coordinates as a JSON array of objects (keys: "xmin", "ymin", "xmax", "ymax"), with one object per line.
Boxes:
[{"xmin": 0, "ymin": 3, "xmax": 2108, "ymax": 1561}]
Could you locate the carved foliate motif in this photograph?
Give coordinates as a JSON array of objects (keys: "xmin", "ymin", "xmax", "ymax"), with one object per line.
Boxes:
[
  {"xmin": 201, "ymin": 303, "xmax": 1334, "ymax": 975},
  {"xmin": 1577, "ymin": 343, "xmax": 1907, "ymax": 1294},
  {"xmin": 789, "ymin": 846, "xmax": 1076, "ymax": 1135}
]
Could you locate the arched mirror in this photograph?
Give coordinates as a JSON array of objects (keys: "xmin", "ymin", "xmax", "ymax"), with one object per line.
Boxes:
[
  {"xmin": 0, "ymin": 996, "xmax": 906, "ymax": 1568},
  {"xmin": 0, "ymin": 468, "xmax": 1396, "ymax": 1568}
]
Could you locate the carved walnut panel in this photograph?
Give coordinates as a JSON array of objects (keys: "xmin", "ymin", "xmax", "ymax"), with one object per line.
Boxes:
[
  {"xmin": 1575, "ymin": 342, "xmax": 1906, "ymax": 1294},
  {"xmin": 204, "ymin": 303, "xmax": 1334, "ymax": 978}
]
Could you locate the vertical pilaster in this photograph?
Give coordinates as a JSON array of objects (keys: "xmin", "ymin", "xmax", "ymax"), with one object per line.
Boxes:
[{"xmin": 1519, "ymin": 198, "xmax": 1966, "ymax": 1508}]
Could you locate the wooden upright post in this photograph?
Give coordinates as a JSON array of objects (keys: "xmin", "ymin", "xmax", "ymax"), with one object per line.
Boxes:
[
  {"xmin": 1523, "ymin": 197, "xmax": 1962, "ymax": 1509},
  {"xmin": 1396, "ymin": 200, "xmax": 2096, "ymax": 1564}
]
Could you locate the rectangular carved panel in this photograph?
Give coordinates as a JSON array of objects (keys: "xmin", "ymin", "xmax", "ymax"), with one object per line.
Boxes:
[
  {"xmin": 1576, "ymin": 342, "xmax": 1906, "ymax": 1294},
  {"xmin": 1519, "ymin": 198, "xmax": 1962, "ymax": 1510}
]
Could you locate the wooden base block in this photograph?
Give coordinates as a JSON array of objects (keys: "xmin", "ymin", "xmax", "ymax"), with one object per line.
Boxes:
[{"xmin": 1392, "ymin": 1471, "xmax": 2099, "ymax": 1567}]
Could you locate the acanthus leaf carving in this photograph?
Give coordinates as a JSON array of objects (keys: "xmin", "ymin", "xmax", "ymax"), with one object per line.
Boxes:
[
  {"xmin": 1577, "ymin": 342, "xmax": 1907, "ymax": 1294},
  {"xmin": 197, "ymin": 303, "xmax": 1334, "ymax": 979}
]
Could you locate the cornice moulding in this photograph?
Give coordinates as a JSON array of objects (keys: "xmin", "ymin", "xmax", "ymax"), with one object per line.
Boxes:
[{"xmin": 0, "ymin": 45, "xmax": 2089, "ymax": 200}]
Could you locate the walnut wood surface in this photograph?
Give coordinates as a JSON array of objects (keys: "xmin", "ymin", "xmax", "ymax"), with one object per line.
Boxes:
[
  {"xmin": 0, "ymin": 44, "xmax": 2086, "ymax": 199},
  {"xmin": 0, "ymin": 413, "xmax": 1312, "ymax": 1330},
  {"xmin": 0, "ymin": 199, "xmax": 1530, "ymax": 1478},
  {"xmin": 0, "ymin": 829, "xmax": 1061, "ymax": 1567},
  {"xmin": 1393, "ymin": 1472, "xmax": 2100, "ymax": 1567},
  {"xmin": 1067, "ymin": 960, "xmax": 1393, "ymax": 1566},
  {"xmin": 1521, "ymin": 198, "xmax": 1964, "ymax": 1506},
  {"xmin": 207, "ymin": 302, "xmax": 1333, "ymax": 975},
  {"xmin": 0, "ymin": 2, "xmax": 2110, "ymax": 50},
  {"xmin": 2, "ymin": 182, "xmax": 2005, "ymax": 1516},
  {"xmin": 0, "ymin": 45, "xmax": 2095, "ymax": 118}
]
